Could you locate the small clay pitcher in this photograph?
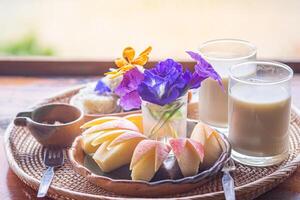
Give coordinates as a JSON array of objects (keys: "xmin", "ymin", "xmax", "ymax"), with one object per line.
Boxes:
[{"xmin": 14, "ymin": 103, "xmax": 84, "ymax": 147}]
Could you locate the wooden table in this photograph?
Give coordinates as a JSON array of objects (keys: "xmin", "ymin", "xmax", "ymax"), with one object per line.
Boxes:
[{"xmin": 1, "ymin": 75, "xmax": 300, "ymax": 200}]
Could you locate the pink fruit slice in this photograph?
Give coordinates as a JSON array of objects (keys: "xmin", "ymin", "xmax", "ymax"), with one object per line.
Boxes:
[
  {"xmin": 108, "ymin": 131, "xmax": 146, "ymax": 148},
  {"xmin": 169, "ymin": 138, "xmax": 204, "ymax": 177},
  {"xmin": 202, "ymin": 131, "xmax": 222, "ymax": 169},
  {"xmin": 190, "ymin": 122, "xmax": 206, "ymax": 145},
  {"xmin": 130, "ymin": 140, "xmax": 171, "ymax": 181},
  {"xmin": 190, "ymin": 122, "xmax": 223, "ymax": 168}
]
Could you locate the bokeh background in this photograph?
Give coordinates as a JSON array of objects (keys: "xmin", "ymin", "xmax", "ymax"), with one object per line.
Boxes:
[{"xmin": 1, "ymin": 0, "xmax": 300, "ymax": 60}]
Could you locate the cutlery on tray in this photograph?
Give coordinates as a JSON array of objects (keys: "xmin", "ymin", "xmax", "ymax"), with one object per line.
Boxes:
[
  {"xmin": 37, "ymin": 148, "xmax": 64, "ymax": 198},
  {"xmin": 222, "ymin": 159, "xmax": 236, "ymax": 200}
]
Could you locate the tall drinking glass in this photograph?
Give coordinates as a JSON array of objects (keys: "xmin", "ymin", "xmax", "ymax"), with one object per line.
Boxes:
[
  {"xmin": 198, "ymin": 39, "xmax": 256, "ymax": 132},
  {"xmin": 228, "ymin": 61, "xmax": 293, "ymax": 166}
]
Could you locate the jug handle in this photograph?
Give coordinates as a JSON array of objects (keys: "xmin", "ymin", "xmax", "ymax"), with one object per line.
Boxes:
[{"xmin": 14, "ymin": 111, "xmax": 32, "ymax": 126}]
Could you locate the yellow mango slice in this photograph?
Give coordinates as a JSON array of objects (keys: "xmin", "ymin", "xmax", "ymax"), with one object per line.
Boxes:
[
  {"xmin": 123, "ymin": 113, "xmax": 143, "ymax": 132},
  {"xmin": 80, "ymin": 116, "xmax": 121, "ymax": 129},
  {"xmin": 81, "ymin": 131, "xmax": 105, "ymax": 155},
  {"xmin": 91, "ymin": 129, "xmax": 128, "ymax": 146},
  {"xmin": 93, "ymin": 139, "xmax": 142, "ymax": 173},
  {"xmin": 82, "ymin": 119, "xmax": 139, "ymax": 136}
]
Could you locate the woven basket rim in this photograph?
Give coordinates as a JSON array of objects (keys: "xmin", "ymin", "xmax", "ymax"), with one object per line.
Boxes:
[{"xmin": 4, "ymin": 86, "xmax": 300, "ymax": 200}]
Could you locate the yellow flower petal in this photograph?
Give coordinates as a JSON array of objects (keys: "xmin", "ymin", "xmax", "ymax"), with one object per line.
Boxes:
[
  {"xmin": 123, "ymin": 47, "xmax": 135, "ymax": 63},
  {"xmin": 139, "ymin": 46, "xmax": 152, "ymax": 57},
  {"xmin": 104, "ymin": 68, "xmax": 121, "ymax": 76},
  {"xmin": 122, "ymin": 64, "xmax": 135, "ymax": 71},
  {"xmin": 108, "ymin": 70, "xmax": 124, "ymax": 79},
  {"xmin": 115, "ymin": 58, "xmax": 128, "ymax": 68},
  {"xmin": 105, "ymin": 65, "xmax": 135, "ymax": 79},
  {"xmin": 132, "ymin": 55, "xmax": 149, "ymax": 66}
]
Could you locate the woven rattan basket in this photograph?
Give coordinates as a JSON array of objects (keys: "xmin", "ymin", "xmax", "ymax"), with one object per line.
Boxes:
[{"xmin": 4, "ymin": 87, "xmax": 300, "ymax": 200}]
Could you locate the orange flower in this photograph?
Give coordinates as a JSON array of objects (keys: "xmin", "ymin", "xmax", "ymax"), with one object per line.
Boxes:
[{"xmin": 105, "ymin": 46, "xmax": 152, "ymax": 79}]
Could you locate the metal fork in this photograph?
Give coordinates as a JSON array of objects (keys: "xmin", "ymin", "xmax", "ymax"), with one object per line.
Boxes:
[
  {"xmin": 222, "ymin": 159, "xmax": 236, "ymax": 200},
  {"xmin": 37, "ymin": 148, "xmax": 64, "ymax": 198}
]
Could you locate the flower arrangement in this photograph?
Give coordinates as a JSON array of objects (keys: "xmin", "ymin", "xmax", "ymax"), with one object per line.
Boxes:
[{"xmin": 96, "ymin": 46, "xmax": 222, "ymax": 142}]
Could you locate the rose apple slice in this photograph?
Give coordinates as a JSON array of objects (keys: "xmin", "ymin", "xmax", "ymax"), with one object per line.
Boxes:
[
  {"xmin": 92, "ymin": 132, "xmax": 145, "ymax": 173},
  {"xmin": 108, "ymin": 131, "xmax": 146, "ymax": 148},
  {"xmin": 123, "ymin": 113, "xmax": 143, "ymax": 132},
  {"xmin": 82, "ymin": 118, "xmax": 139, "ymax": 136},
  {"xmin": 190, "ymin": 122, "xmax": 222, "ymax": 169},
  {"xmin": 130, "ymin": 140, "xmax": 171, "ymax": 181},
  {"xmin": 202, "ymin": 131, "xmax": 222, "ymax": 169},
  {"xmin": 190, "ymin": 122, "xmax": 207, "ymax": 145},
  {"xmin": 169, "ymin": 138, "xmax": 204, "ymax": 177},
  {"xmin": 80, "ymin": 116, "xmax": 122, "ymax": 129}
]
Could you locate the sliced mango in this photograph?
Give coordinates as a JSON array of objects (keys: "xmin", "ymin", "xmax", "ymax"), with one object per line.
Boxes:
[
  {"xmin": 81, "ymin": 131, "xmax": 105, "ymax": 155},
  {"xmin": 91, "ymin": 129, "xmax": 128, "ymax": 146},
  {"xmin": 92, "ymin": 137, "xmax": 144, "ymax": 173},
  {"xmin": 81, "ymin": 116, "xmax": 121, "ymax": 129},
  {"xmin": 123, "ymin": 113, "xmax": 143, "ymax": 132},
  {"xmin": 82, "ymin": 118, "xmax": 139, "ymax": 135}
]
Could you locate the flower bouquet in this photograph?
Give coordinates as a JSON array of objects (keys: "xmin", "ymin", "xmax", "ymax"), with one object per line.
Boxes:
[
  {"xmin": 68, "ymin": 47, "xmax": 228, "ymax": 196},
  {"xmin": 110, "ymin": 49, "xmax": 223, "ymax": 143}
]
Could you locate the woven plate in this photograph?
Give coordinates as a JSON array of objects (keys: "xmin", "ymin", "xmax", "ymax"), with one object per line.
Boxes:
[{"xmin": 4, "ymin": 87, "xmax": 300, "ymax": 200}]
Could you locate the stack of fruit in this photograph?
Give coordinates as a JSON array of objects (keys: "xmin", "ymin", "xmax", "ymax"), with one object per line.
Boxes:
[{"xmin": 80, "ymin": 114, "xmax": 222, "ymax": 181}]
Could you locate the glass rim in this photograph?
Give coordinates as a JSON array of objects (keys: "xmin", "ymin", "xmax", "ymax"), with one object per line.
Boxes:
[
  {"xmin": 198, "ymin": 39, "xmax": 257, "ymax": 61},
  {"xmin": 229, "ymin": 61, "xmax": 294, "ymax": 85},
  {"xmin": 141, "ymin": 92, "xmax": 188, "ymax": 106}
]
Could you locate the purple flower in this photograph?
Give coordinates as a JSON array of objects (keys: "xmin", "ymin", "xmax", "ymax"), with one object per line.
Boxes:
[
  {"xmin": 138, "ymin": 54, "xmax": 222, "ymax": 106},
  {"xmin": 115, "ymin": 51, "xmax": 222, "ymax": 109},
  {"xmin": 115, "ymin": 67, "xmax": 144, "ymax": 110},
  {"xmin": 94, "ymin": 79, "xmax": 111, "ymax": 94},
  {"xmin": 138, "ymin": 59, "xmax": 187, "ymax": 106},
  {"xmin": 186, "ymin": 51, "xmax": 223, "ymax": 89}
]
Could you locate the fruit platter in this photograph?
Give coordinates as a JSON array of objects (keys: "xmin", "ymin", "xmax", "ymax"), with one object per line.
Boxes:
[
  {"xmin": 67, "ymin": 46, "xmax": 230, "ymax": 196},
  {"xmin": 69, "ymin": 114, "xmax": 230, "ymax": 196}
]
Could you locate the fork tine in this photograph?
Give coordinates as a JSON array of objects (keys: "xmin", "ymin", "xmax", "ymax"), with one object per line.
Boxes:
[
  {"xmin": 44, "ymin": 148, "xmax": 50, "ymax": 161},
  {"xmin": 55, "ymin": 149, "xmax": 62, "ymax": 159}
]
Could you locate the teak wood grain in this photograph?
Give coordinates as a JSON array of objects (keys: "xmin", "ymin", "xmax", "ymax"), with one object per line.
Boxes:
[
  {"xmin": 0, "ymin": 75, "xmax": 300, "ymax": 200},
  {"xmin": 0, "ymin": 58, "xmax": 300, "ymax": 75}
]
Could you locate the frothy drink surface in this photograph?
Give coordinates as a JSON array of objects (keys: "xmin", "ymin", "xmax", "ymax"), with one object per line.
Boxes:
[{"xmin": 229, "ymin": 84, "xmax": 291, "ymax": 157}]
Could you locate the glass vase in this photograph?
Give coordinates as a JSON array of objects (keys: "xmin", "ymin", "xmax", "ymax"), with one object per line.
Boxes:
[{"xmin": 141, "ymin": 94, "xmax": 187, "ymax": 144}]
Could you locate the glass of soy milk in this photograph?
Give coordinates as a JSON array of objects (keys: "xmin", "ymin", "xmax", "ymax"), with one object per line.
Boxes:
[
  {"xmin": 198, "ymin": 39, "xmax": 256, "ymax": 132},
  {"xmin": 228, "ymin": 61, "xmax": 293, "ymax": 166}
]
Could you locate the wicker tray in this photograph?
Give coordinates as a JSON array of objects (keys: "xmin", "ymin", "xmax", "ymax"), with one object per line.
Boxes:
[{"xmin": 4, "ymin": 87, "xmax": 300, "ymax": 200}]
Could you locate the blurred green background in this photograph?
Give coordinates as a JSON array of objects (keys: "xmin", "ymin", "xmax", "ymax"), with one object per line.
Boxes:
[{"xmin": 0, "ymin": 33, "xmax": 54, "ymax": 56}]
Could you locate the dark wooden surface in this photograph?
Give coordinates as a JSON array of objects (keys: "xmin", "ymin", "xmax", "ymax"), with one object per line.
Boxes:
[
  {"xmin": 0, "ymin": 75, "xmax": 300, "ymax": 200},
  {"xmin": 0, "ymin": 58, "xmax": 300, "ymax": 76}
]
